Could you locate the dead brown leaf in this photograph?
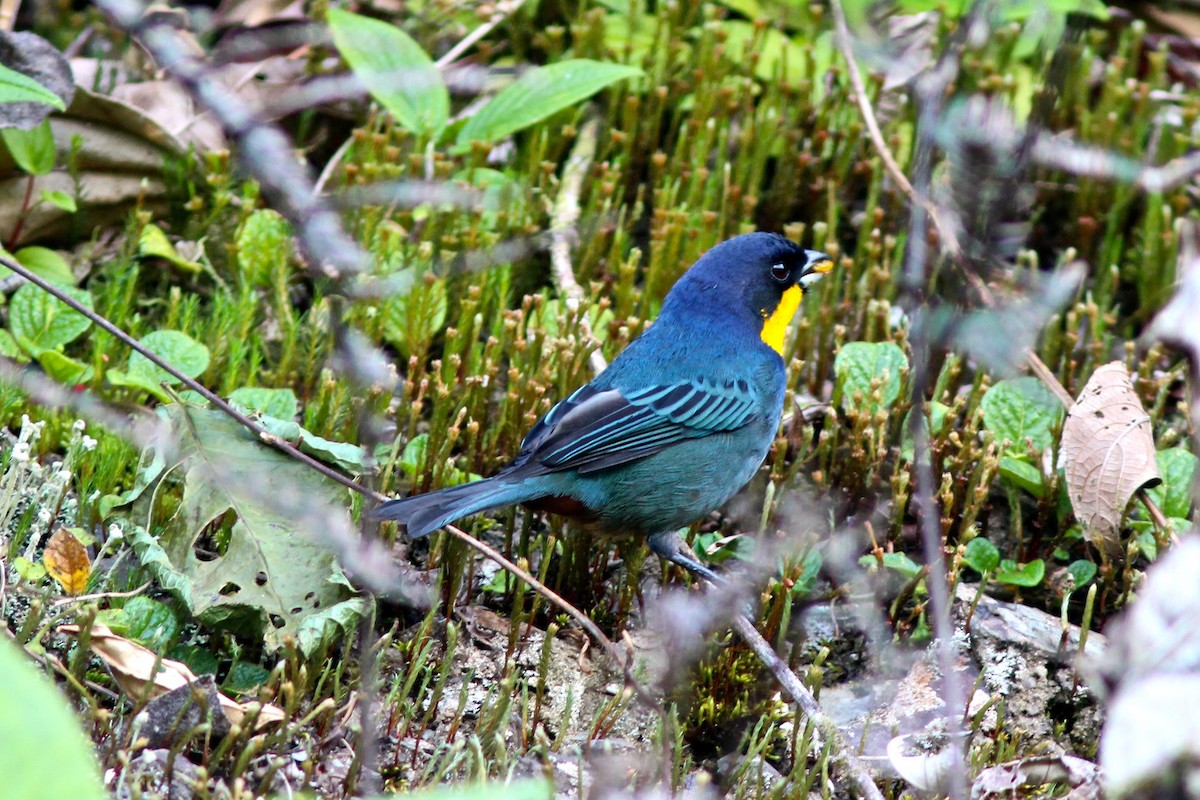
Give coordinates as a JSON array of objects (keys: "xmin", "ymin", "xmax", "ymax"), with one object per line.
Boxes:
[
  {"xmin": 1060, "ymin": 361, "xmax": 1160, "ymax": 561},
  {"xmin": 58, "ymin": 623, "xmax": 284, "ymax": 728},
  {"xmin": 42, "ymin": 528, "xmax": 90, "ymax": 595}
]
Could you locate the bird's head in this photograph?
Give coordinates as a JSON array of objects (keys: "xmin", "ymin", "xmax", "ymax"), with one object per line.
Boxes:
[{"xmin": 665, "ymin": 232, "xmax": 834, "ymax": 356}]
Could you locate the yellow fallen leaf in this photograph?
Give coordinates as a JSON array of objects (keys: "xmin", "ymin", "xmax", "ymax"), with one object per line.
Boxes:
[
  {"xmin": 58, "ymin": 624, "xmax": 284, "ymax": 728},
  {"xmin": 43, "ymin": 528, "xmax": 91, "ymax": 595}
]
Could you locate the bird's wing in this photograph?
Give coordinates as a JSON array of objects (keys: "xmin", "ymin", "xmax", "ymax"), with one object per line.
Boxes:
[{"xmin": 515, "ymin": 377, "xmax": 763, "ymax": 475}]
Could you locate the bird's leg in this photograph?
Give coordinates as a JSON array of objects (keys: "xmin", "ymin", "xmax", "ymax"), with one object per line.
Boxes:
[{"xmin": 647, "ymin": 531, "xmax": 726, "ymax": 586}]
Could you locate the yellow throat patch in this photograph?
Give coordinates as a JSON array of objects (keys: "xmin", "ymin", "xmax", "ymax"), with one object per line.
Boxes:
[{"xmin": 760, "ymin": 284, "xmax": 803, "ymax": 356}]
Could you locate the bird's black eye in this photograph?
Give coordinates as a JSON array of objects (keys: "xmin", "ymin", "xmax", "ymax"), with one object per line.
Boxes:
[{"xmin": 770, "ymin": 263, "xmax": 791, "ymax": 283}]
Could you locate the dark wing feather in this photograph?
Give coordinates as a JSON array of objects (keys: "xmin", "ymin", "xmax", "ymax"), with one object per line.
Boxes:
[{"xmin": 511, "ymin": 378, "xmax": 761, "ymax": 475}]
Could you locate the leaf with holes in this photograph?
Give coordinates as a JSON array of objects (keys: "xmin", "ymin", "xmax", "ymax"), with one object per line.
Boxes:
[
  {"xmin": 154, "ymin": 407, "xmax": 360, "ymax": 653},
  {"xmin": 1060, "ymin": 362, "xmax": 1160, "ymax": 562}
]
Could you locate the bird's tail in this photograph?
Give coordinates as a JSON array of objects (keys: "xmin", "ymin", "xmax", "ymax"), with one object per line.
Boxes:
[{"xmin": 371, "ymin": 478, "xmax": 536, "ymax": 539}]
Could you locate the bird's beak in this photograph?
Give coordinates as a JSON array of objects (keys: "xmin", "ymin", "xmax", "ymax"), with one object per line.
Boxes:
[{"xmin": 798, "ymin": 250, "xmax": 834, "ymax": 288}]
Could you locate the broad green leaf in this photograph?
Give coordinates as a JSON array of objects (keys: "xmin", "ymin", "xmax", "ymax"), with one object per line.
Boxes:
[
  {"xmin": 0, "ymin": 637, "xmax": 107, "ymax": 800},
  {"xmin": 859, "ymin": 551, "xmax": 922, "ymax": 578},
  {"xmin": 980, "ymin": 376, "xmax": 1063, "ymax": 454},
  {"xmin": 1148, "ymin": 447, "xmax": 1197, "ymax": 520},
  {"xmin": 0, "ymin": 329, "xmax": 28, "ymax": 362},
  {"xmin": 123, "ymin": 597, "xmax": 180, "ymax": 652},
  {"xmin": 328, "ymin": 8, "xmax": 448, "ymax": 135},
  {"xmin": 1066, "ymin": 559, "xmax": 1097, "ymax": 589},
  {"xmin": 995, "ymin": 558, "xmax": 1045, "ymax": 587},
  {"xmin": 224, "ymin": 662, "xmax": 270, "ymax": 695},
  {"xmin": 1, "ymin": 120, "xmax": 55, "ymax": 175},
  {"xmin": 253, "ymin": 414, "xmax": 367, "ymax": 473},
  {"xmin": 127, "ymin": 525, "xmax": 194, "ymax": 610},
  {"xmin": 0, "ymin": 63, "xmax": 66, "ymax": 109},
  {"xmin": 137, "ymin": 224, "xmax": 202, "ymax": 273},
  {"xmin": 37, "ymin": 350, "xmax": 93, "ymax": 384},
  {"xmin": 166, "ymin": 644, "xmax": 218, "ymax": 677},
  {"xmin": 40, "ymin": 189, "xmax": 75, "ymax": 212},
  {"xmin": 457, "ymin": 59, "xmax": 642, "ymax": 147},
  {"xmin": 228, "ymin": 387, "xmax": 298, "ymax": 420},
  {"xmin": 8, "ymin": 281, "xmax": 91, "ymax": 353},
  {"xmin": 998, "ymin": 456, "xmax": 1045, "ymax": 497},
  {"xmin": 834, "ymin": 341, "xmax": 908, "ymax": 414},
  {"xmin": 962, "ymin": 537, "xmax": 1000, "ymax": 575},
  {"xmin": 127, "ymin": 330, "xmax": 211, "ymax": 386},
  {"xmin": 0, "ymin": 245, "xmax": 75, "ymax": 285}
]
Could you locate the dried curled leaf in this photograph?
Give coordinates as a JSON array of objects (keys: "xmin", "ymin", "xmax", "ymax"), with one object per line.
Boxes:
[
  {"xmin": 42, "ymin": 528, "xmax": 90, "ymax": 595},
  {"xmin": 58, "ymin": 624, "xmax": 284, "ymax": 728},
  {"xmin": 1060, "ymin": 362, "xmax": 1160, "ymax": 561}
]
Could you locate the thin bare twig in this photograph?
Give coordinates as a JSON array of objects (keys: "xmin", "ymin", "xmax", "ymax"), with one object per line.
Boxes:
[
  {"xmin": 731, "ymin": 614, "xmax": 884, "ymax": 800},
  {"xmin": 440, "ymin": 524, "xmax": 658, "ymax": 708},
  {"xmin": 550, "ymin": 117, "xmax": 608, "ymax": 375},
  {"xmin": 828, "ymin": 0, "xmax": 961, "ymax": 257},
  {"xmin": 50, "ymin": 582, "xmax": 152, "ymax": 609}
]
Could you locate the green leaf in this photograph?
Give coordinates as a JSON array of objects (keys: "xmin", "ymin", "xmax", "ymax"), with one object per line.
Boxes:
[
  {"xmin": 36, "ymin": 350, "xmax": 93, "ymax": 384},
  {"xmin": 254, "ymin": 414, "xmax": 368, "ymax": 473},
  {"xmin": 834, "ymin": 341, "xmax": 908, "ymax": 414},
  {"xmin": 156, "ymin": 407, "xmax": 358, "ymax": 652},
  {"xmin": 0, "ymin": 63, "xmax": 66, "ymax": 109},
  {"xmin": 980, "ymin": 376, "xmax": 1063, "ymax": 454},
  {"xmin": 8, "ymin": 281, "xmax": 91, "ymax": 353},
  {"xmin": 166, "ymin": 644, "xmax": 218, "ymax": 677},
  {"xmin": 998, "ymin": 456, "xmax": 1045, "ymax": 497},
  {"xmin": 0, "ymin": 329, "xmax": 28, "ymax": 362},
  {"xmin": 1, "ymin": 120, "xmax": 55, "ymax": 175},
  {"xmin": 228, "ymin": 387, "xmax": 298, "ymax": 420},
  {"xmin": 1148, "ymin": 447, "xmax": 1197, "ymax": 519},
  {"xmin": 127, "ymin": 525, "xmax": 194, "ymax": 611},
  {"xmin": 0, "ymin": 637, "xmax": 107, "ymax": 800},
  {"xmin": 995, "ymin": 558, "xmax": 1045, "ymax": 587},
  {"xmin": 961, "ymin": 537, "xmax": 1000, "ymax": 575},
  {"xmin": 40, "ymin": 189, "xmax": 75, "ymax": 212},
  {"xmin": 328, "ymin": 8, "xmax": 448, "ymax": 135},
  {"xmin": 123, "ymin": 597, "xmax": 180, "ymax": 652},
  {"xmin": 457, "ymin": 59, "xmax": 642, "ymax": 147},
  {"xmin": 137, "ymin": 224, "xmax": 202, "ymax": 273},
  {"xmin": 399, "ymin": 433, "xmax": 429, "ymax": 477},
  {"xmin": 223, "ymin": 661, "xmax": 271, "ymax": 695},
  {"xmin": 0, "ymin": 245, "xmax": 75, "ymax": 285},
  {"xmin": 127, "ymin": 330, "xmax": 210, "ymax": 386},
  {"xmin": 789, "ymin": 549, "xmax": 823, "ymax": 596},
  {"xmin": 1066, "ymin": 559, "xmax": 1097, "ymax": 589},
  {"xmin": 859, "ymin": 551, "xmax": 922, "ymax": 578}
]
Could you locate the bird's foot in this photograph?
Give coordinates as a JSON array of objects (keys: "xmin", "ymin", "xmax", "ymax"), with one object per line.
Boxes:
[{"xmin": 647, "ymin": 531, "xmax": 726, "ymax": 586}]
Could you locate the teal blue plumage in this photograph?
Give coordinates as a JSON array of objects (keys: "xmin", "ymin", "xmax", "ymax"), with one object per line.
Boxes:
[{"xmin": 373, "ymin": 232, "xmax": 832, "ymax": 576}]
